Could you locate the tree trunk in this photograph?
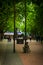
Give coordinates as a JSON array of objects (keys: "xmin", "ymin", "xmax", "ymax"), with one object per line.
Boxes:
[{"xmin": 0, "ymin": 31, "xmax": 4, "ymax": 41}]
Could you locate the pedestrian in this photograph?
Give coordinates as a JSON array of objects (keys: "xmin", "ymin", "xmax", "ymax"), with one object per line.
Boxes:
[{"xmin": 29, "ymin": 35, "xmax": 32, "ymax": 41}]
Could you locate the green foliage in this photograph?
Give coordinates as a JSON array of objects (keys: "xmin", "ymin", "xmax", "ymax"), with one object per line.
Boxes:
[
  {"xmin": 0, "ymin": 0, "xmax": 14, "ymax": 32},
  {"xmin": 0, "ymin": 0, "xmax": 43, "ymax": 36},
  {"xmin": 31, "ymin": 0, "xmax": 43, "ymax": 6},
  {"xmin": 34, "ymin": 4, "xmax": 43, "ymax": 35}
]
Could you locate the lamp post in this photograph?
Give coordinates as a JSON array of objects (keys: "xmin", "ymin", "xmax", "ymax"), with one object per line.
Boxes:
[
  {"xmin": 13, "ymin": 0, "xmax": 16, "ymax": 52},
  {"xmin": 24, "ymin": 0, "xmax": 26, "ymax": 45},
  {"xmin": 23, "ymin": 0, "xmax": 30, "ymax": 53}
]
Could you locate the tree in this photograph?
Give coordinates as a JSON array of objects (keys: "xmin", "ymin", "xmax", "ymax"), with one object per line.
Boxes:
[
  {"xmin": 0, "ymin": 0, "xmax": 14, "ymax": 40},
  {"xmin": 0, "ymin": 0, "xmax": 43, "ymax": 39}
]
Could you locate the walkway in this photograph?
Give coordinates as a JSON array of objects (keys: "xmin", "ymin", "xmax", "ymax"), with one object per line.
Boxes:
[{"xmin": 0, "ymin": 39, "xmax": 43, "ymax": 65}]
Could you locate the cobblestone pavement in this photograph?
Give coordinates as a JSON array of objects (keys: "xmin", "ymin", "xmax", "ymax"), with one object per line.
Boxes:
[{"xmin": 0, "ymin": 39, "xmax": 43, "ymax": 65}]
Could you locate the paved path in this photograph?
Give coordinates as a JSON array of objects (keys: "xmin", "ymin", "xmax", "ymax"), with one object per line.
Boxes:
[
  {"xmin": 16, "ymin": 40, "xmax": 43, "ymax": 65},
  {"xmin": 3, "ymin": 53, "xmax": 23, "ymax": 65},
  {"xmin": 0, "ymin": 39, "xmax": 43, "ymax": 65},
  {"xmin": 19, "ymin": 52, "xmax": 43, "ymax": 65},
  {"xmin": 0, "ymin": 39, "xmax": 23, "ymax": 65}
]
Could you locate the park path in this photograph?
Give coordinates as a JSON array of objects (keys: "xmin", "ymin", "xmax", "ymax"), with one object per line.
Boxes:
[
  {"xmin": 16, "ymin": 40, "xmax": 43, "ymax": 65},
  {"xmin": 0, "ymin": 39, "xmax": 43, "ymax": 65}
]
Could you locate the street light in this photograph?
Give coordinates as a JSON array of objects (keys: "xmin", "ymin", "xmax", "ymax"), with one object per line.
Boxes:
[
  {"xmin": 13, "ymin": 0, "xmax": 16, "ymax": 52},
  {"xmin": 23, "ymin": 0, "xmax": 30, "ymax": 53},
  {"xmin": 24, "ymin": 0, "xmax": 27, "ymax": 44}
]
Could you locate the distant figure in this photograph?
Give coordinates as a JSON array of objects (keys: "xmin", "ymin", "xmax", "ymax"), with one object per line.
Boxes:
[
  {"xmin": 23, "ymin": 42, "xmax": 30, "ymax": 53},
  {"xmin": 35, "ymin": 35, "xmax": 40, "ymax": 42},
  {"xmin": 40, "ymin": 36, "xmax": 43, "ymax": 43},
  {"xmin": 29, "ymin": 35, "xmax": 32, "ymax": 41},
  {"xmin": 8, "ymin": 36, "xmax": 11, "ymax": 42}
]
